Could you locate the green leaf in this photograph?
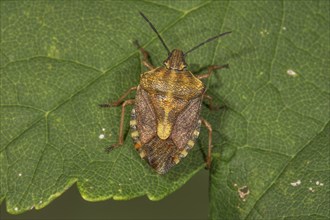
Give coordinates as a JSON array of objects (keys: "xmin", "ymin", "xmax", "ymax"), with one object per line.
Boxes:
[
  {"xmin": 0, "ymin": 1, "xmax": 329, "ymax": 219},
  {"xmin": 209, "ymin": 1, "xmax": 330, "ymax": 220},
  {"xmin": 0, "ymin": 0, "xmax": 215, "ymax": 215}
]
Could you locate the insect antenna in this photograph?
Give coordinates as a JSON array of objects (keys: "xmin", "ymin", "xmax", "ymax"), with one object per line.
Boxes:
[
  {"xmin": 139, "ymin": 12, "xmax": 171, "ymax": 55},
  {"xmin": 184, "ymin": 31, "xmax": 232, "ymax": 56}
]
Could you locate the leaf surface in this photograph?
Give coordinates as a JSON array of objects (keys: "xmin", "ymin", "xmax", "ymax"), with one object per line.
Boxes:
[
  {"xmin": 209, "ymin": 1, "xmax": 330, "ymax": 219},
  {"xmin": 0, "ymin": 1, "xmax": 329, "ymax": 218}
]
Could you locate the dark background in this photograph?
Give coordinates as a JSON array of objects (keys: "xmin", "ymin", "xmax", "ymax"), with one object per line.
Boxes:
[{"xmin": 1, "ymin": 170, "xmax": 208, "ymax": 220}]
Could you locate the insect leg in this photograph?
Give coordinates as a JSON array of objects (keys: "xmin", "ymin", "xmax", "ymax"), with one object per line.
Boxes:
[
  {"xmin": 105, "ymin": 99, "xmax": 135, "ymax": 152},
  {"xmin": 203, "ymin": 94, "xmax": 218, "ymax": 111},
  {"xmin": 201, "ymin": 118, "xmax": 213, "ymax": 169},
  {"xmin": 99, "ymin": 86, "xmax": 137, "ymax": 108},
  {"xmin": 196, "ymin": 64, "xmax": 229, "ymax": 80},
  {"xmin": 133, "ymin": 40, "xmax": 155, "ymax": 70}
]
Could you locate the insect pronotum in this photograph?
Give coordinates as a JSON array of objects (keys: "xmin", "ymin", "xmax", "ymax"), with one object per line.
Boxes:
[{"xmin": 100, "ymin": 12, "xmax": 231, "ymax": 174}]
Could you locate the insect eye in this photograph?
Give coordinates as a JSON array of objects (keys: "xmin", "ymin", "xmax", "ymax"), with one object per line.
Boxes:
[
  {"xmin": 163, "ymin": 60, "xmax": 170, "ymax": 69},
  {"xmin": 181, "ymin": 63, "xmax": 187, "ymax": 69}
]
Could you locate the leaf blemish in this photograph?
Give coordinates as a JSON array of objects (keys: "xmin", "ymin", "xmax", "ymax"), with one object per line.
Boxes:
[
  {"xmin": 308, "ymin": 187, "xmax": 315, "ymax": 192},
  {"xmin": 238, "ymin": 186, "xmax": 250, "ymax": 201},
  {"xmin": 260, "ymin": 29, "xmax": 270, "ymax": 37},
  {"xmin": 286, "ymin": 69, "xmax": 298, "ymax": 77},
  {"xmin": 316, "ymin": 181, "xmax": 324, "ymax": 186},
  {"xmin": 47, "ymin": 44, "xmax": 60, "ymax": 58},
  {"xmin": 290, "ymin": 180, "xmax": 301, "ymax": 187}
]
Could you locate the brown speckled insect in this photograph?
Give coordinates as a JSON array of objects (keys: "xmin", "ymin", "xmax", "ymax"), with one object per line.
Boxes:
[{"xmin": 100, "ymin": 12, "xmax": 231, "ymax": 174}]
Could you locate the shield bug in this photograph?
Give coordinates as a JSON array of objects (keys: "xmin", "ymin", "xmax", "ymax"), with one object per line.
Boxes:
[{"xmin": 100, "ymin": 12, "xmax": 231, "ymax": 174}]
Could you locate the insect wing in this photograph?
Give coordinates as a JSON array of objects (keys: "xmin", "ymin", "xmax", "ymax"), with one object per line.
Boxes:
[
  {"xmin": 171, "ymin": 97, "xmax": 202, "ymax": 152},
  {"xmin": 133, "ymin": 86, "xmax": 157, "ymax": 145}
]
